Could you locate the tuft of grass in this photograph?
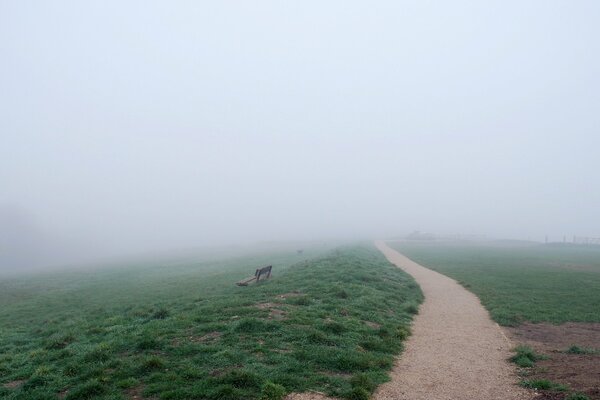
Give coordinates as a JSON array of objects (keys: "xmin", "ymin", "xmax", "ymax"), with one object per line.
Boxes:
[
  {"xmin": 136, "ymin": 335, "xmax": 161, "ymax": 351},
  {"xmin": 346, "ymin": 387, "xmax": 370, "ymax": 400},
  {"xmin": 565, "ymin": 345, "xmax": 599, "ymax": 355},
  {"xmin": 520, "ymin": 379, "xmax": 568, "ymax": 391},
  {"xmin": 83, "ymin": 343, "xmax": 112, "ymax": 362},
  {"xmin": 139, "ymin": 356, "xmax": 165, "ymax": 373},
  {"xmin": 151, "ymin": 307, "xmax": 170, "ymax": 320},
  {"xmin": 349, "ymin": 373, "xmax": 377, "ymax": 393},
  {"xmin": 510, "ymin": 345, "xmax": 546, "ymax": 368},
  {"xmin": 234, "ymin": 317, "xmax": 279, "ymax": 333},
  {"xmin": 403, "ymin": 303, "xmax": 419, "ymax": 315},
  {"xmin": 289, "ymin": 295, "xmax": 311, "ymax": 306},
  {"xmin": 321, "ymin": 321, "xmax": 346, "ymax": 335},
  {"xmin": 260, "ymin": 381, "xmax": 286, "ymax": 400},
  {"xmin": 44, "ymin": 333, "xmax": 75, "ymax": 350},
  {"xmin": 65, "ymin": 379, "xmax": 105, "ymax": 399},
  {"xmin": 566, "ymin": 393, "xmax": 590, "ymax": 400},
  {"xmin": 305, "ymin": 329, "xmax": 335, "ymax": 345},
  {"xmin": 219, "ymin": 369, "xmax": 263, "ymax": 389}
]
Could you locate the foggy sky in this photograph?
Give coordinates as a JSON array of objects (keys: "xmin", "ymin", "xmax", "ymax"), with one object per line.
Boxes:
[{"xmin": 1, "ymin": 1, "xmax": 599, "ymax": 269}]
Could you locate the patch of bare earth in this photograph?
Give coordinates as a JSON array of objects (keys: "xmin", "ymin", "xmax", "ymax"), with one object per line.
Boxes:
[
  {"xmin": 125, "ymin": 385, "xmax": 158, "ymax": 400},
  {"xmin": 3, "ymin": 380, "xmax": 25, "ymax": 389},
  {"xmin": 507, "ymin": 322, "xmax": 600, "ymax": 399},
  {"xmin": 256, "ymin": 302, "xmax": 287, "ymax": 320},
  {"xmin": 284, "ymin": 391, "xmax": 338, "ymax": 400},
  {"xmin": 373, "ymin": 241, "xmax": 532, "ymax": 400},
  {"xmin": 277, "ymin": 291, "xmax": 302, "ymax": 300},
  {"xmin": 364, "ymin": 321, "xmax": 381, "ymax": 329},
  {"xmin": 196, "ymin": 331, "xmax": 222, "ymax": 342}
]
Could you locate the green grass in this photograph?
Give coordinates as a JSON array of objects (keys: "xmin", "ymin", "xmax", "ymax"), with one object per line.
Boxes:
[
  {"xmin": 564, "ymin": 345, "xmax": 599, "ymax": 355},
  {"xmin": 0, "ymin": 243, "xmax": 422, "ymax": 400},
  {"xmin": 389, "ymin": 241, "xmax": 600, "ymax": 326},
  {"xmin": 566, "ymin": 393, "xmax": 590, "ymax": 400},
  {"xmin": 509, "ymin": 345, "xmax": 547, "ymax": 368},
  {"xmin": 520, "ymin": 379, "xmax": 569, "ymax": 392}
]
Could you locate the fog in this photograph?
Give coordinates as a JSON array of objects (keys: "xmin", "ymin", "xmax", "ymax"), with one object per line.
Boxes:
[{"xmin": 1, "ymin": 1, "xmax": 599, "ymax": 270}]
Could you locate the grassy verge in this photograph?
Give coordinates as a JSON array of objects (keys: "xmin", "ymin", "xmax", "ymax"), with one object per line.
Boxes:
[
  {"xmin": 0, "ymin": 244, "xmax": 422, "ymax": 400},
  {"xmin": 388, "ymin": 241, "xmax": 600, "ymax": 326}
]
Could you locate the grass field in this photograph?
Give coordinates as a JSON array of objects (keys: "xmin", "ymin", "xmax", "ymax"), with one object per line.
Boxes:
[
  {"xmin": 0, "ymin": 243, "xmax": 422, "ymax": 400},
  {"xmin": 388, "ymin": 241, "xmax": 600, "ymax": 326}
]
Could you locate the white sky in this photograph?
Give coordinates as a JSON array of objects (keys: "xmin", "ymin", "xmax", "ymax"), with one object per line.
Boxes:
[{"xmin": 1, "ymin": 1, "xmax": 599, "ymax": 266}]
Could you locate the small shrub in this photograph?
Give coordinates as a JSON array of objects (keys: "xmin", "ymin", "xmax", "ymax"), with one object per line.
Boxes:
[{"xmin": 260, "ymin": 381, "xmax": 286, "ymax": 400}]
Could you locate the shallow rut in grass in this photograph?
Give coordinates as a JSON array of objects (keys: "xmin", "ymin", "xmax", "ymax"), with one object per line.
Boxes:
[{"xmin": 374, "ymin": 241, "xmax": 532, "ymax": 400}]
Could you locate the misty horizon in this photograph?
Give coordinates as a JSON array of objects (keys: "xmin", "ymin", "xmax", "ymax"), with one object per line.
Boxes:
[{"xmin": 2, "ymin": 1, "xmax": 599, "ymax": 271}]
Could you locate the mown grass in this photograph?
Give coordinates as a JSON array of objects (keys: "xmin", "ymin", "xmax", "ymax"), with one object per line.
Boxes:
[
  {"xmin": 0, "ymin": 243, "xmax": 422, "ymax": 400},
  {"xmin": 389, "ymin": 241, "xmax": 600, "ymax": 326}
]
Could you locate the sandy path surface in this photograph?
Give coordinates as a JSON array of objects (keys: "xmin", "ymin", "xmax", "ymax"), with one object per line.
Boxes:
[{"xmin": 374, "ymin": 241, "xmax": 532, "ymax": 400}]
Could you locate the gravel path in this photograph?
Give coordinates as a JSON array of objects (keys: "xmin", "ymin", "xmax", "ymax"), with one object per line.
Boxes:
[{"xmin": 374, "ymin": 241, "xmax": 532, "ymax": 400}]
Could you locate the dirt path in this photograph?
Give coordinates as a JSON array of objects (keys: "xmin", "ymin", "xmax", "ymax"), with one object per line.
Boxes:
[{"xmin": 374, "ymin": 241, "xmax": 532, "ymax": 400}]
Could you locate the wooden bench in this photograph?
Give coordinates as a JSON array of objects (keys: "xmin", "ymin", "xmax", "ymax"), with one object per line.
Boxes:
[{"xmin": 236, "ymin": 265, "xmax": 272, "ymax": 286}]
